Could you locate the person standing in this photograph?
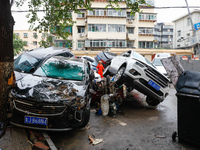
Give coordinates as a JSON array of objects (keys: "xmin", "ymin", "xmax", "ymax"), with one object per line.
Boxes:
[{"xmin": 96, "ymin": 61, "xmax": 104, "ymax": 78}]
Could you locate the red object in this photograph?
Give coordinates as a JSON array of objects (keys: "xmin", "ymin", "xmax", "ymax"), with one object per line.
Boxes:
[{"xmin": 96, "ymin": 64, "xmax": 104, "ymax": 78}]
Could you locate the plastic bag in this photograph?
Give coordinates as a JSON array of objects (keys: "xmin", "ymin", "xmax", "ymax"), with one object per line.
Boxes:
[{"xmin": 101, "ymin": 94, "xmax": 109, "ymax": 116}]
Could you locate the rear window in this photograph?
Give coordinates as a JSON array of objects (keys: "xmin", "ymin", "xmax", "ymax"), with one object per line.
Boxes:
[{"xmin": 14, "ymin": 54, "xmax": 41, "ymax": 73}]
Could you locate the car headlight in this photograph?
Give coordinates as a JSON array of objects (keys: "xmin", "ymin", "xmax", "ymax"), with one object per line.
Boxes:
[{"xmin": 129, "ymin": 69, "xmax": 141, "ymax": 76}]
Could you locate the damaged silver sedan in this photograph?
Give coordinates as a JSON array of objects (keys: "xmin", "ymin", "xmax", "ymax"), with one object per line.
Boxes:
[{"xmin": 10, "ymin": 56, "xmax": 94, "ymax": 131}]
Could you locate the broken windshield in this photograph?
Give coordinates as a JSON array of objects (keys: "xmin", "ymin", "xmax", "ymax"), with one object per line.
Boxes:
[
  {"xmin": 34, "ymin": 57, "xmax": 84, "ymax": 81},
  {"xmin": 14, "ymin": 53, "xmax": 40, "ymax": 73}
]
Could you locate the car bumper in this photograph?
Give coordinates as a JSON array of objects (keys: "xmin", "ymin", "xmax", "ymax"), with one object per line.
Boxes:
[
  {"xmin": 10, "ymin": 103, "xmax": 85, "ymax": 131},
  {"xmin": 123, "ymin": 72, "xmax": 168, "ymax": 102}
]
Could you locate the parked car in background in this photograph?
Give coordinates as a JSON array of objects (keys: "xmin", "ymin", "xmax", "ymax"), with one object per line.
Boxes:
[
  {"xmin": 152, "ymin": 53, "xmax": 171, "ymax": 78},
  {"xmin": 104, "ymin": 50, "xmax": 169, "ymax": 106},
  {"xmin": 152, "ymin": 57, "xmax": 168, "ymax": 77},
  {"xmin": 10, "ymin": 57, "xmax": 94, "ymax": 131},
  {"xmin": 92, "ymin": 51, "xmax": 117, "ymax": 70},
  {"xmin": 14, "ymin": 47, "xmax": 75, "ymax": 81}
]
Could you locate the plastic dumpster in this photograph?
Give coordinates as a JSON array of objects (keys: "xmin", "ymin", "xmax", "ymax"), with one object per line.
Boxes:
[{"xmin": 172, "ymin": 70, "xmax": 200, "ymax": 145}]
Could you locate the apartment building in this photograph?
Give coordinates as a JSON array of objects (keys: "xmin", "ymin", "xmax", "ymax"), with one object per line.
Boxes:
[
  {"xmin": 154, "ymin": 22, "xmax": 173, "ymax": 49},
  {"xmin": 15, "ymin": 0, "xmax": 156, "ymax": 51},
  {"xmin": 14, "ymin": 30, "xmax": 44, "ymax": 50},
  {"xmin": 55, "ymin": 0, "xmax": 156, "ymax": 50},
  {"xmin": 173, "ymin": 9, "xmax": 200, "ymax": 54}
]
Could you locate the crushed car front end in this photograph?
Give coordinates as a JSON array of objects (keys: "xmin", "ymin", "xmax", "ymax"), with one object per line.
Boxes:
[{"xmin": 123, "ymin": 59, "xmax": 169, "ymax": 102}]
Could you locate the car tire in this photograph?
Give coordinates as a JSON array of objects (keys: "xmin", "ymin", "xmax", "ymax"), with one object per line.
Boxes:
[
  {"xmin": 80, "ymin": 103, "xmax": 90, "ymax": 128},
  {"xmin": 103, "ymin": 66, "xmax": 110, "ymax": 77},
  {"xmin": 114, "ymin": 67, "xmax": 125, "ymax": 86},
  {"xmin": 146, "ymin": 96, "xmax": 160, "ymax": 106}
]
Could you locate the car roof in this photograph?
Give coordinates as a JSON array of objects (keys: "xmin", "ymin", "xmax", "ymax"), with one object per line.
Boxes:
[{"xmin": 25, "ymin": 47, "xmax": 72, "ymax": 59}]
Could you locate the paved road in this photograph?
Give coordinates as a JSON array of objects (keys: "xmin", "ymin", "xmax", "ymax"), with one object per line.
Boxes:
[{"xmin": 48, "ymin": 85, "xmax": 199, "ymax": 150}]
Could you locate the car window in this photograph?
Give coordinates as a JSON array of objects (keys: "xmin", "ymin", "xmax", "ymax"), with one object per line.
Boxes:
[
  {"xmin": 57, "ymin": 52, "xmax": 73, "ymax": 57},
  {"xmin": 14, "ymin": 54, "xmax": 41, "ymax": 73},
  {"xmin": 132, "ymin": 52, "xmax": 154, "ymax": 67},
  {"xmin": 152, "ymin": 58, "xmax": 163, "ymax": 66},
  {"xmin": 34, "ymin": 57, "xmax": 84, "ymax": 81}
]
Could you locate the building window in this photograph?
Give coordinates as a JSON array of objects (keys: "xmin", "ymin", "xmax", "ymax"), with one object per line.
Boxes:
[
  {"xmin": 138, "ymin": 41, "xmax": 153, "ymax": 48},
  {"xmin": 88, "ymin": 24, "xmax": 106, "ymax": 32},
  {"xmin": 78, "ymin": 40, "xmax": 85, "ymax": 48},
  {"xmin": 24, "ymin": 41, "xmax": 28, "ymax": 46},
  {"xmin": 85, "ymin": 39, "xmax": 126, "ymax": 48},
  {"xmin": 55, "ymin": 40, "xmax": 72, "ymax": 48},
  {"xmin": 107, "ymin": 9, "xmax": 126, "ymax": 17},
  {"xmin": 33, "ymin": 33, "xmax": 38, "ymax": 39},
  {"xmin": 127, "ymin": 41, "xmax": 134, "ymax": 48},
  {"xmin": 77, "ymin": 11, "xmax": 85, "ymax": 18},
  {"xmin": 138, "ymin": 27, "xmax": 154, "ymax": 34},
  {"xmin": 24, "ymin": 33, "xmax": 28, "ymax": 38},
  {"xmin": 78, "ymin": 26, "xmax": 85, "ymax": 33},
  {"xmin": 127, "ymin": 12, "xmax": 134, "ymax": 19},
  {"xmin": 187, "ymin": 18, "xmax": 190, "ymax": 26},
  {"xmin": 33, "ymin": 41, "xmax": 37, "ymax": 45},
  {"xmin": 127, "ymin": 27, "xmax": 134, "ymax": 34},
  {"xmin": 16, "ymin": 33, "xmax": 19, "ymax": 37},
  {"xmin": 139, "ymin": 13, "xmax": 156, "ymax": 21},
  {"xmin": 178, "ymin": 30, "xmax": 181, "ymax": 36},
  {"xmin": 108, "ymin": 24, "xmax": 125, "ymax": 32}
]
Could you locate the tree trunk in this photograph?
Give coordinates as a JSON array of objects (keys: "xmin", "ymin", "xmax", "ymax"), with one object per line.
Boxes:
[{"xmin": 0, "ymin": 1, "xmax": 14, "ymax": 122}]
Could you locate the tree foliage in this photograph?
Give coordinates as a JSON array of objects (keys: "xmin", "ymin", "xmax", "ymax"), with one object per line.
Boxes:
[
  {"xmin": 14, "ymin": 0, "xmax": 147, "ymax": 45},
  {"xmin": 13, "ymin": 33, "xmax": 26, "ymax": 56}
]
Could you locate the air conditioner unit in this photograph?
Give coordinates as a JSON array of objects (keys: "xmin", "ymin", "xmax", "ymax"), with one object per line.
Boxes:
[{"xmin": 80, "ymin": 33, "xmax": 84, "ymax": 37}]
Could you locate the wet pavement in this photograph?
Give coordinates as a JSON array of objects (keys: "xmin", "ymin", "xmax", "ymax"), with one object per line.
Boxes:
[
  {"xmin": 0, "ymin": 84, "xmax": 199, "ymax": 150},
  {"xmin": 47, "ymin": 84, "xmax": 199, "ymax": 150}
]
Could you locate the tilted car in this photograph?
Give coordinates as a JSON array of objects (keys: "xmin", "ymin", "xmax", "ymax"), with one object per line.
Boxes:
[
  {"xmin": 92, "ymin": 51, "xmax": 117, "ymax": 70},
  {"xmin": 10, "ymin": 56, "xmax": 94, "ymax": 131},
  {"xmin": 104, "ymin": 50, "xmax": 169, "ymax": 106},
  {"xmin": 14, "ymin": 47, "xmax": 75, "ymax": 81}
]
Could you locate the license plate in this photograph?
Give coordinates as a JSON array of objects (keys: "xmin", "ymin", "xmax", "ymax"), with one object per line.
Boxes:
[
  {"xmin": 148, "ymin": 80, "xmax": 161, "ymax": 91},
  {"xmin": 24, "ymin": 116, "xmax": 48, "ymax": 126}
]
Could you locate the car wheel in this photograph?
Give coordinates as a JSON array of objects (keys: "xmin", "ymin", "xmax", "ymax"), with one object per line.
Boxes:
[
  {"xmin": 103, "ymin": 66, "xmax": 110, "ymax": 77},
  {"xmin": 80, "ymin": 103, "xmax": 90, "ymax": 128},
  {"xmin": 146, "ymin": 96, "xmax": 160, "ymax": 106},
  {"xmin": 114, "ymin": 67, "xmax": 125, "ymax": 86}
]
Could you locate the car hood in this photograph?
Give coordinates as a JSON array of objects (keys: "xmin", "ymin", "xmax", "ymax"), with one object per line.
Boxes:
[{"xmin": 11, "ymin": 74, "xmax": 87, "ymax": 103}]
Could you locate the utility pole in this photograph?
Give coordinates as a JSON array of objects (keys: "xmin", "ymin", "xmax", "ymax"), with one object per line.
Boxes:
[{"xmin": 185, "ymin": 0, "xmax": 199, "ymax": 55}]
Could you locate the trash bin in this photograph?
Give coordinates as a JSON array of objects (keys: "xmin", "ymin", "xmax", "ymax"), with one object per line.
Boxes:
[{"xmin": 172, "ymin": 70, "xmax": 200, "ymax": 145}]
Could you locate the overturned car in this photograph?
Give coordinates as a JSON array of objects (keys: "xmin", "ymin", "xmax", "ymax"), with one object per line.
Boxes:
[
  {"xmin": 104, "ymin": 50, "xmax": 169, "ymax": 106},
  {"xmin": 10, "ymin": 56, "xmax": 94, "ymax": 131}
]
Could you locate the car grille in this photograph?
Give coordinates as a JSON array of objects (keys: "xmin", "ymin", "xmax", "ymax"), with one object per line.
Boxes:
[
  {"xmin": 144, "ymin": 66, "xmax": 169, "ymax": 88},
  {"xmin": 139, "ymin": 79, "xmax": 164, "ymax": 96},
  {"xmin": 13, "ymin": 99, "xmax": 67, "ymax": 116}
]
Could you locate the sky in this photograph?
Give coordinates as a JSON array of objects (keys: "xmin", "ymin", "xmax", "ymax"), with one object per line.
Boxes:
[{"xmin": 11, "ymin": 0, "xmax": 200, "ymax": 30}]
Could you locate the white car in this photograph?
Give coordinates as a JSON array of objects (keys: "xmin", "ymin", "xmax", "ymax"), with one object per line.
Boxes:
[
  {"xmin": 152, "ymin": 57, "xmax": 168, "ymax": 77},
  {"xmin": 104, "ymin": 50, "xmax": 169, "ymax": 106}
]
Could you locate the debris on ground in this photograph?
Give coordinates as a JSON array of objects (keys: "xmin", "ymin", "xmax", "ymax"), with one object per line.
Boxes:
[
  {"xmin": 155, "ymin": 135, "xmax": 167, "ymax": 138},
  {"xmin": 88, "ymin": 135, "xmax": 104, "ymax": 145}
]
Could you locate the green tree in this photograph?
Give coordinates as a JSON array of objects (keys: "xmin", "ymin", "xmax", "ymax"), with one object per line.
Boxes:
[
  {"xmin": 0, "ymin": 0, "xmax": 147, "ymax": 126},
  {"xmin": 13, "ymin": 33, "xmax": 26, "ymax": 56}
]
